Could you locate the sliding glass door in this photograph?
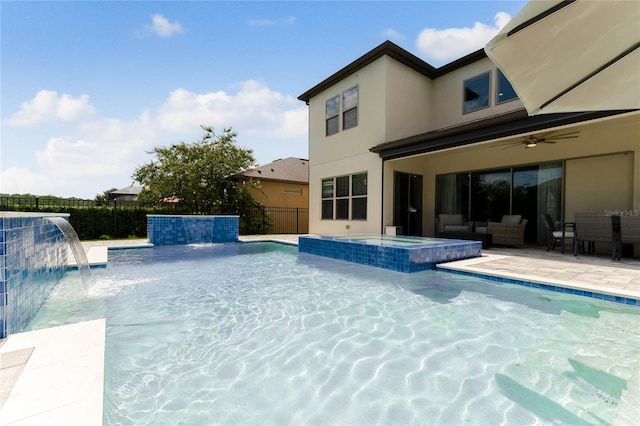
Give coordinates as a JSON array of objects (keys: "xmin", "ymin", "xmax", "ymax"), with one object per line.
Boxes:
[{"xmin": 435, "ymin": 162, "xmax": 563, "ymax": 243}]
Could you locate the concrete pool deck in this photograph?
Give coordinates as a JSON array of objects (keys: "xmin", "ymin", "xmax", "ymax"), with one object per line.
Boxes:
[{"xmin": 1, "ymin": 235, "xmax": 639, "ymax": 424}]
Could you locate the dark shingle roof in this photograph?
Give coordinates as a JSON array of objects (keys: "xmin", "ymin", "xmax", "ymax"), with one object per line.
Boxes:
[{"xmin": 238, "ymin": 157, "xmax": 309, "ymax": 184}]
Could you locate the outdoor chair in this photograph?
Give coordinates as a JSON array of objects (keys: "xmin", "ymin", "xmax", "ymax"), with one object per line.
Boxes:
[
  {"xmin": 620, "ymin": 215, "xmax": 640, "ymax": 245},
  {"xmin": 573, "ymin": 213, "xmax": 621, "ymax": 260},
  {"xmin": 487, "ymin": 215, "xmax": 528, "ymax": 247},
  {"xmin": 541, "ymin": 213, "xmax": 574, "ymax": 253},
  {"xmin": 436, "ymin": 214, "xmax": 472, "ymax": 233}
]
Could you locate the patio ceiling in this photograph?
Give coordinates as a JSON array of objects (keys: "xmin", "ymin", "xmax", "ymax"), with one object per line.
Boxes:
[{"xmin": 370, "ymin": 110, "xmax": 630, "ymax": 160}]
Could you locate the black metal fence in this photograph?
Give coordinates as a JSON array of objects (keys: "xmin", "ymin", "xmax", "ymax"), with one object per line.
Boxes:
[
  {"xmin": 244, "ymin": 206, "xmax": 309, "ymax": 234},
  {"xmin": 0, "ymin": 196, "xmax": 309, "ymax": 237}
]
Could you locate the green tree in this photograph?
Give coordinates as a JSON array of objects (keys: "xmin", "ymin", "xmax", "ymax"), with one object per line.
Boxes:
[
  {"xmin": 132, "ymin": 126, "xmax": 258, "ymax": 214},
  {"xmin": 94, "ymin": 188, "xmax": 118, "ymax": 206}
]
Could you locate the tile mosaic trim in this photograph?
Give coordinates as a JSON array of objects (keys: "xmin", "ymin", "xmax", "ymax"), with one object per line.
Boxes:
[
  {"xmin": 440, "ymin": 268, "xmax": 640, "ymax": 307},
  {"xmin": 147, "ymin": 215, "xmax": 239, "ymax": 246},
  {"xmin": 0, "ymin": 214, "xmax": 69, "ymax": 338},
  {"xmin": 299, "ymin": 235, "xmax": 482, "ymax": 273}
]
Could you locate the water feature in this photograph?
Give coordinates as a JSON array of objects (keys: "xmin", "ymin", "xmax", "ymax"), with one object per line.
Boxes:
[
  {"xmin": 46, "ymin": 216, "xmax": 93, "ymax": 287},
  {"xmin": 27, "ymin": 243, "xmax": 640, "ymax": 425}
]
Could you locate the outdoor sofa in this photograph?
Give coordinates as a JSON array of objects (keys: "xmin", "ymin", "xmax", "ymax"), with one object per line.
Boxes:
[{"xmin": 487, "ymin": 215, "xmax": 528, "ymax": 247}]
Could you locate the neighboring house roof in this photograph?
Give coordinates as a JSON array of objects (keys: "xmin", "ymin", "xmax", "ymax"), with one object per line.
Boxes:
[
  {"xmin": 109, "ymin": 186, "xmax": 143, "ymax": 200},
  {"xmin": 298, "ymin": 40, "xmax": 486, "ymax": 103},
  {"xmin": 238, "ymin": 157, "xmax": 309, "ymax": 184}
]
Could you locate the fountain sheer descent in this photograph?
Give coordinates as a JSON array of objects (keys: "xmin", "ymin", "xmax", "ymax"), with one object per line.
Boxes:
[{"xmin": 46, "ymin": 216, "xmax": 93, "ymax": 287}]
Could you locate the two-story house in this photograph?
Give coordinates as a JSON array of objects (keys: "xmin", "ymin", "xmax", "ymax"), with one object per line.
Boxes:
[{"xmin": 298, "ymin": 41, "xmax": 639, "ymax": 245}]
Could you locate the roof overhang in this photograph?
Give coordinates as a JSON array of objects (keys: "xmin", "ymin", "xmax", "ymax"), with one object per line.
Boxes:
[
  {"xmin": 298, "ymin": 41, "xmax": 487, "ymax": 104},
  {"xmin": 370, "ymin": 109, "xmax": 633, "ymax": 160}
]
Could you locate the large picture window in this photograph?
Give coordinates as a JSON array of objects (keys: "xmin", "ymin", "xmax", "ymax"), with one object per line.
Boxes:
[
  {"xmin": 321, "ymin": 172, "xmax": 367, "ymax": 220},
  {"xmin": 463, "ymin": 72, "xmax": 490, "ymax": 113}
]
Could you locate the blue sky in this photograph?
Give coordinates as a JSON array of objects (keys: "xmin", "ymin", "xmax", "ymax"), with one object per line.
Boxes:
[{"xmin": 1, "ymin": 0, "xmax": 526, "ymax": 199}]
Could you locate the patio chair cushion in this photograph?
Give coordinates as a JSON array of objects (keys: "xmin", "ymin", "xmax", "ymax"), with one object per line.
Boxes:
[
  {"xmin": 501, "ymin": 215, "xmax": 522, "ymax": 224},
  {"xmin": 439, "ymin": 214, "xmax": 464, "ymax": 226},
  {"xmin": 444, "ymin": 225, "xmax": 470, "ymax": 232}
]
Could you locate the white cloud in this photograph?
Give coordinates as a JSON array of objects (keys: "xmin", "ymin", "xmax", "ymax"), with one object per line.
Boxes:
[
  {"xmin": 382, "ymin": 28, "xmax": 405, "ymax": 41},
  {"xmin": 1, "ymin": 81, "xmax": 308, "ymax": 198},
  {"xmin": 4, "ymin": 90, "xmax": 96, "ymax": 126},
  {"xmin": 156, "ymin": 80, "xmax": 308, "ymax": 139},
  {"xmin": 148, "ymin": 14, "xmax": 182, "ymax": 37},
  {"xmin": 248, "ymin": 16, "xmax": 297, "ymax": 26},
  {"xmin": 416, "ymin": 12, "xmax": 512, "ymax": 65}
]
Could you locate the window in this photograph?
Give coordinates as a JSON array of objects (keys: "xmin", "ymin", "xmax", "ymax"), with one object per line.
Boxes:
[
  {"xmin": 321, "ymin": 178, "xmax": 334, "ymax": 219},
  {"xmin": 326, "ymin": 96, "xmax": 339, "ymax": 136},
  {"xmin": 342, "ymin": 86, "xmax": 358, "ymax": 130},
  {"xmin": 463, "ymin": 72, "xmax": 490, "ymax": 113},
  {"xmin": 321, "ymin": 172, "xmax": 367, "ymax": 220},
  {"xmin": 325, "ymin": 86, "xmax": 359, "ymax": 136},
  {"xmin": 496, "ymin": 69, "xmax": 517, "ymax": 104}
]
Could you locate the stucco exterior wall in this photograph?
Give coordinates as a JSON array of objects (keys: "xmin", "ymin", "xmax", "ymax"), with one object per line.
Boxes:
[
  {"xmin": 307, "ymin": 57, "xmax": 389, "ymax": 234},
  {"xmin": 430, "ymin": 57, "xmax": 524, "ymax": 130},
  {"xmin": 384, "ymin": 58, "xmax": 432, "ymax": 141},
  {"xmin": 247, "ymin": 180, "xmax": 308, "ymax": 209}
]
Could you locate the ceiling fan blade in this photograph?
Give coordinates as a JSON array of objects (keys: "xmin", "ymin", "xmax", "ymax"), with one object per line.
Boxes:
[{"xmin": 544, "ymin": 131, "xmax": 580, "ymax": 139}]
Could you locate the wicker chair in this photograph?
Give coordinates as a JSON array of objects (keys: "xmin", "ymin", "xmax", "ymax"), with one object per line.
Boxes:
[
  {"xmin": 487, "ymin": 215, "xmax": 528, "ymax": 247},
  {"xmin": 620, "ymin": 215, "xmax": 640, "ymax": 245},
  {"xmin": 574, "ymin": 213, "xmax": 620, "ymax": 259},
  {"xmin": 435, "ymin": 214, "xmax": 472, "ymax": 233}
]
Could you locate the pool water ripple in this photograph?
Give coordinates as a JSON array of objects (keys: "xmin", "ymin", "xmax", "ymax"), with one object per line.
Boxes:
[{"xmin": 27, "ymin": 243, "xmax": 640, "ymax": 425}]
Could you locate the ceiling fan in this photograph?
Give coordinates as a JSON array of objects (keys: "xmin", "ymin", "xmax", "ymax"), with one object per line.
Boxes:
[{"xmin": 503, "ymin": 131, "xmax": 580, "ymax": 149}]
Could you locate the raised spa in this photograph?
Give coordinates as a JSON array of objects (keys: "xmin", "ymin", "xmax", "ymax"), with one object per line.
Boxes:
[{"xmin": 298, "ymin": 234, "xmax": 482, "ymax": 273}]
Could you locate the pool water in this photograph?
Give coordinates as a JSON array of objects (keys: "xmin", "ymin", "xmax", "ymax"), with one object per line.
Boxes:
[{"xmin": 28, "ymin": 243, "xmax": 640, "ymax": 425}]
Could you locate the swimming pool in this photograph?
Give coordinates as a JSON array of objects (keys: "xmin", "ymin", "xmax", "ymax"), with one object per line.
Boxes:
[{"xmin": 28, "ymin": 243, "xmax": 640, "ymax": 425}]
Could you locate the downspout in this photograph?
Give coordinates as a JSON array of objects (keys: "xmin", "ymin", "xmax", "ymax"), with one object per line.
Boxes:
[{"xmin": 380, "ymin": 158, "xmax": 385, "ymax": 234}]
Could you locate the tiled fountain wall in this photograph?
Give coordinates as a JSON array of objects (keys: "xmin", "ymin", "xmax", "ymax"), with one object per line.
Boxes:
[
  {"xmin": 0, "ymin": 213, "xmax": 69, "ymax": 338},
  {"xmin": 147, "ymin": 215, "xmax": 239, "ymax": 246}
]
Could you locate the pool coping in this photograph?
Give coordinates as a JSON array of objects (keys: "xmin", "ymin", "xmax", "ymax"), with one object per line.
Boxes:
[
  {"xmin": 437, "ymin": 254, "xmax": 640, "ymax": 306},
  {"xmin": 0, "ymin": 319, "xmax": 105, "ymax": 425}
]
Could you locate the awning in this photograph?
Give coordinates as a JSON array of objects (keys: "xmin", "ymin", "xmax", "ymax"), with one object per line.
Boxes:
[{"xmin": 485, "ymin": 0, "xmax": 640, "ymax": 115}]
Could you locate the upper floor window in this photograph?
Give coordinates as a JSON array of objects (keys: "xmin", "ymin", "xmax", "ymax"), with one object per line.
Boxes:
[
  {"xmin": 321, "ymin": 172, "xmax": 367, "ymax": 220},
  {"xmin": 342, "ymin": 86, "xmax": 358, "ymax": 130},
  {"xmin": 326, "ymin": 96, "xmax": 339, "ymax": 136},
  {"xmin": 463, "ymin": 72, "xmax": 490, "ymax": 113},
  {"xmin": 325, "ymin": 86, "xmax": 359, "ymax": 136},
  {"xmin": 496, "ymin": 69, "xmax": 518, "ymax": 104}
]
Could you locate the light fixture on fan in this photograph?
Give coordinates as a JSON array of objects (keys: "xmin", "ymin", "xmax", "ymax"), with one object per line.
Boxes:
[{"xmin": 502, "ymin": 131, "xmax": 580, "ymax": 150}]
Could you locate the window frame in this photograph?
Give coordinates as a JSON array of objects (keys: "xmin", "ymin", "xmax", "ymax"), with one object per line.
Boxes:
[
  {"xmin": 495, "ymin": 69, "xmax": 518, "ymax": 104},
  {"xmin": 320, "ymin": 172, "xmax": 367, "ymax": 221},
  {"xmin": 325, "ymin": 95, "xmax": 340, "ymax": 136},
  {"xmin": 342, "ymin": 85, "xmax": 358, "ymax": 131},
  {"xmin": 463, "ymin": 71, "xmax": 491, "ymax": 114}
]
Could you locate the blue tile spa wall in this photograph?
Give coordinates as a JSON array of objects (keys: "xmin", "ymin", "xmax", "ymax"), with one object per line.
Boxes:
[
  {"xmin": 147, "ymin": 215, "xmax": 239, "ymax": 246},
  {"xmin": 299, "ymin": 235, "xmax": 482, "ymax": 273},
  {"xmin": 0, "ymin": 213, "xmax": 69, "ymax": 338}
]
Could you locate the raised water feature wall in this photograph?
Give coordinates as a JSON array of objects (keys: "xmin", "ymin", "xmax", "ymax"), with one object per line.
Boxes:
[
  {"xmin": 147, "ymin": 215, "xmax": 239, "ymax": 246},
  {"xmin": 0, "ymin": 212, "xmax": 69, "ymax": 338}
]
